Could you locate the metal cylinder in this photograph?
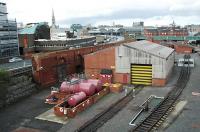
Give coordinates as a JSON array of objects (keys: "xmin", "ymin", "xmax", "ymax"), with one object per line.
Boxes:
[
  {"xmin": 79, "ymin": 82, "xmax": 96, "ymax": 96},
  {"xmin": 87, "ymin": 79, "xmax": 102, "ymax": 92},
  {"xmin": 67, "ymin": 92, "xmax": 87, "ymax": 107},
  {"xmin": 60, "ymin": 82, "xmax": 79, "ymax": 93}
]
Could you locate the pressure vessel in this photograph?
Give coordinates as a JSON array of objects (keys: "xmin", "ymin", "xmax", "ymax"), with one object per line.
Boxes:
[
  {"xmin": 87, "ymin": 79, "xmax": 103, "ymax": 92},
  {"xmin": 60, "ymin": 82, "xmax": 79, "ymax": 93},
  {"xmin": 67, "ymin": 92, "xmax": 87, "ymax": 107},
  {"xmin": 79, "ymin": 82, "xmax": 96, "ymax": 96}
]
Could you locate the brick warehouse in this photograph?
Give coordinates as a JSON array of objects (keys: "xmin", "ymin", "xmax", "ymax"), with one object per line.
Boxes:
[
  {"xmin": 84, "ymin": 40, "xmax": 175, "ymax": 86},
  {"xmin": 31, "ymin": 40, "xmax": 134, "ymax": 87}
]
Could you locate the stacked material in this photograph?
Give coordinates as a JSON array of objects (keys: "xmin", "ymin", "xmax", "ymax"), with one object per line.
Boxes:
[
  {"xmin": 110, "ymin": 83, "xmax": 123, "ymax": 93},
  {"xmin": 0, "ymin": 75, "xmax": 37, "ymax": 108},
  {"xmin": 58, "ymin": 79, "xmax": 103, "ymax": 107},
  {"xmin": 6, "ymin": 76, "xmax": 36, "ymax": 104}
]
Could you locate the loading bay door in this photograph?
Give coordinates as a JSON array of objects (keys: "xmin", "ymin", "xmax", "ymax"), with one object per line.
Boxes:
[{"xmin": 131, "ymin": 64, "xmax": 152, "ymax": 85}]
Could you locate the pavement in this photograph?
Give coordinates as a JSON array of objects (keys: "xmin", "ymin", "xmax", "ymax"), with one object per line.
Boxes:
[
  {"xmin": 0, "ymin": 59, "xmax": 32, "ymax": 70},
  {"xmin": 0, "ymin": 89, "xmax": 62, "ymax": 132},
  {"xmin": 58, "ymin": 91, "xmax": 129, "ymax": 132}
]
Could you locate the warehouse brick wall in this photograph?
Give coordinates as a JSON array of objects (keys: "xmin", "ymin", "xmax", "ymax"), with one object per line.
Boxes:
[
  {"xmin": 174, "ymin": 45, "xmax": 193, "ymax": 53},
  {"xmin": 84, "ymin": 47, "xmax": 115, "ymax": 80},
  {"xmin": 152, "ymin": 78, "xmax": 166, "ymax": 86},
  {"xmin": 84, "ymin": 47, "xmax": 115, "ymax": 69}
]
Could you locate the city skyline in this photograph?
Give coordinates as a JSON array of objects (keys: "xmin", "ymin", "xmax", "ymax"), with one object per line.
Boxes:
[{"xmin": 1, "ymin": 0, "xmax": 200, "ymax": 27}]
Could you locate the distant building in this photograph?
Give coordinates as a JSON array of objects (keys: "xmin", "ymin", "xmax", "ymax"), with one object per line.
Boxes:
[
  {"xmin": 123, "ymin": 21, "xmax": 144, "ymax": 39},
  {"xmin": 132, "ymin": 21, "xmax": 144, "ymax": 27},
  {"xmin": 0, "ymin": 2, "xmax": 19, "ymax": 60},
  {"xmin": 88, "ymin": 27, "xmax": 125, "ymax": 36},
  {"xmin": 70, "ymin": 24, "xmax": 83, "ymax": 31},
  {"xmin": 185, "ymin": 24, "xmax": 200, "ymax": 36},
  {"xmin": 50, "ymin": 9, "xmax": 70, "ymax": 40},
  {"xmin": 18, "ymin": 22, "xmax": 50, "ymax": 56},
  {"xmin": 144, "ymin": 22, "xmax": 188, "ymax": 43}
]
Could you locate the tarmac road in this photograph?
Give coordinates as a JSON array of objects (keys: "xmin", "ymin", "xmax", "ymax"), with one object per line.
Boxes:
[{"xmin": 0, "ymin": 89, "xmax": 63, "ymax": 132}]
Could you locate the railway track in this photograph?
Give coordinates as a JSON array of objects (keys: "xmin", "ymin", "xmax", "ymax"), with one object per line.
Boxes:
[
  {"xmin": 130, "ymin": 54, "xmax": 191, "ymax": 132},
  {"xmin": 76, "ymin": 85, "xmax": 143, "ymax": 132}
]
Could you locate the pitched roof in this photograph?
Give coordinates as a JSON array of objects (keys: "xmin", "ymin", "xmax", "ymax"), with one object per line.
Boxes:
[{"xmin": 123, "ymin": 40, "xmax": 174, "ymax": 59}]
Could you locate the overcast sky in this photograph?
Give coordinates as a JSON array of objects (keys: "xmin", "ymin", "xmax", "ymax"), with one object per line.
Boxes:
[{"xmin": 1, "ymin": 0, "xmax": 200, "ymax": 27}]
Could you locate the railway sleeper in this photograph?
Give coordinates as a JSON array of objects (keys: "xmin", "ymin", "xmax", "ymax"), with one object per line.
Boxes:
[
  {"xmin": 153, "ymin": 110, "xmax": 165, "ymax": 114},
  {"xmin": 134, "ymin": 128, "xmax": 149, "ymax": 132},
  {"xmin": 136, "ymin": 125, "xmax": 151, "ymax": 131},
  {"xmin": 143, "ymin": 121, "xmax": 154, "ymax": 126},
  {"xmin": 145, "ymin": 118, "xmax": 158, "ymax": 123}
]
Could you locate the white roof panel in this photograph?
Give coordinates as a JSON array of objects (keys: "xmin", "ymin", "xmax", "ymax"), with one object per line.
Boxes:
[{"xmin": 124, "ymin": 40, "xmax": 174, "ymax": 59}]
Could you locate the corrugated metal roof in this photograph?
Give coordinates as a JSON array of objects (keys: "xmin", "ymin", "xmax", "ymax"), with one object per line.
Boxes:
[{"xmin": 123, "ymin": 40, "xmax": 174, "ymax": 59}]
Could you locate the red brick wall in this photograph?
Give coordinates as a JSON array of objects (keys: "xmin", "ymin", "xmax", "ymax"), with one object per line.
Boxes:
[
  {"xmin": 174, "ymin": 45, "xmax": 193, "ymax": 53},
  {"xmin": 84, "ymin": 47, "xmax": 116, "ymax": 80},
  {"xmin": 152, "ymin": 78, "xmax": 166, "ymax": 86},
  {"xmin": 113, "ymin": 73, "xmax": 130, "ymax": 84},
  {"xmin": 84, "ymin": 47, "xmax": 115, "ymax": 69}
]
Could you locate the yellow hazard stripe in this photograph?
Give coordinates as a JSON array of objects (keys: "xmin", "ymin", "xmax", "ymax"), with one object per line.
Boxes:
[
  {"xmin": 131, "ymin": 76, "xmax": 152, "ymax": 80},
  {"xmin": 131, "ymin": 68, "xmax": 152, "ymax": 71},
  {"xmin": 132, "ymin": 82, "xmax": 152, "ymax": 85},
  {"xmin": 132, "ymin": 65, "xmax": 152, "ymax": 68},
  {"xmin": 132, "ymin": 79, "xmax": 152, "ymax": 83},
  {"xmin": 132, "ymin": 74, "xmax": 152, "ymax": 77},
  {"xmin": 131, "ymin": 71, "xmax": 152, "ymax": 74}
]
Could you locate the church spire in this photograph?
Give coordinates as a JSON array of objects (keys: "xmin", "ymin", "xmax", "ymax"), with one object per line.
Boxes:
[{"xmin": 52, "ymin": 8, "xmax": 56, "ymax": 28}]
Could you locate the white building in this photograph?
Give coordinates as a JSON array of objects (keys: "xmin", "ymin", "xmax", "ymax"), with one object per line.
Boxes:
[{"xmin": 116, "ymin": 40, "xmax": 175, "ymax": 86}]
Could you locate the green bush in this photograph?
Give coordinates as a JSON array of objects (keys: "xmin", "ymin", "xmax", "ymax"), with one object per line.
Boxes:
[{"xmin": 0, "ymin": 69, "xmax": 10, "ymax": 82}]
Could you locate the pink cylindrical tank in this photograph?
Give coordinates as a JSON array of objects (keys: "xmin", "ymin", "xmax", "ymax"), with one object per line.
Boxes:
[
  {"xmin": 87, "ymin": 79, "xmax": 103, "ymax": 92},
  {"xmin": 79, "ymin": 82, "xmax": 96, "ymax": 96},
  {"xmin": 60, "ymin": 82, "xmax": 79, "ymax": 93},
  {"xmin": 67, "ymin": 92, "xmax": 87, "ymax": 107}
]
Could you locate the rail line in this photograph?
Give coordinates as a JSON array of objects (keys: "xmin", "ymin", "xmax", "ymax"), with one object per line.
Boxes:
[
  {"xmin": 130, "ymin": 54, "xmax": 191, "ymax": 132},
  {"xmin": 76, "ymin": 85, "xmax": 143, "ymax": 132}
]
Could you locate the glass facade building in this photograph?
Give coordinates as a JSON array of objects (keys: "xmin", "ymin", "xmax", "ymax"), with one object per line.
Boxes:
[{"xmin": 0, "ymin": 2, "xmax": 19, "ymax": 59}]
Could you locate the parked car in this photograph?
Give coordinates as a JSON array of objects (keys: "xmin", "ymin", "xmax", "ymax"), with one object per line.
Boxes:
[{"xmin": 9, "ymin": 57, "xmax": 22, "ymax": 63}]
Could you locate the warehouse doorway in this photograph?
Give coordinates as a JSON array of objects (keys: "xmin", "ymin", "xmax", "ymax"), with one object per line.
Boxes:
[
  {"xmin": 57, "ymin": 64, "xmax": 66, "ymax": 82},
  {"xmin": 131, "ymin": 64, "xmax": 152, "ymax": 85}
]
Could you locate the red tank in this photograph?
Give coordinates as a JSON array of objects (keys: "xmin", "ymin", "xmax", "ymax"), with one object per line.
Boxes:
[
  {"xmin": 60, "ymin": 82, "xmax": 79, "ymax": 93},
  {"xmin": 87, "ymin": 79, "xmax": 103, "ymax": 92},
  {"xmin": 67, "ymin": 92, "xmax": 87, "ymax": 107},
  {"xmin": 79, "ymin": 82, "xmax": 96, "ymax": 96}
]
